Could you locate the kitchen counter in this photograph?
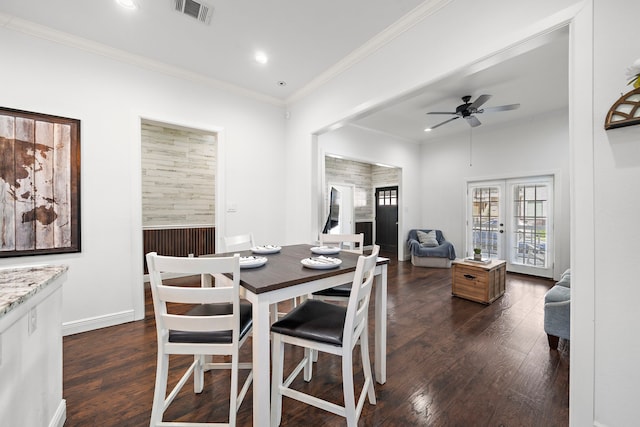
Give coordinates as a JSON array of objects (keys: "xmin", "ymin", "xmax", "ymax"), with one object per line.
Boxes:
[
  {"xmin": 0, "ymin": 264, "xmax": 68, "ymax": 427},
  {"xmin": 0, "ymin": 265, "xmax": 68, "ymax": 319}
]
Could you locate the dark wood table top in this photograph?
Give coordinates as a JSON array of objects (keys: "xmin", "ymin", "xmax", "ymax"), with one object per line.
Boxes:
[{"xmin": 209, "ymin": 244, "xmax": 388, "ymax": 294}]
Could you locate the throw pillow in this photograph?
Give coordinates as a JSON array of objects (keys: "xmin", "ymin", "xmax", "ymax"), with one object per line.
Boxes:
[{"xmin": 417, "ymin": 230, "xmax": 439, "ymax": 247}]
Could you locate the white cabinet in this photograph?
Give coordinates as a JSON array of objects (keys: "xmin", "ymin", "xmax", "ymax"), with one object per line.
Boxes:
[{"xmin": 0, "ymin": 266, "xmax": 67, "ymax": 427}]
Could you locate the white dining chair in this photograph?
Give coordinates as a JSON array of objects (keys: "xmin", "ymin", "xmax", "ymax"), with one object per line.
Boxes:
[
  {"xmin": 312, "ymin": 233, "xmax": 364, "ymax": 302},
  {"xmin": 270, "ymin": 245, "xmax": 380, "ymax": 427},
  {"xmin": 146, "ymin": 252, "xmax": 253, "ymax": 427},
  {"xmin": 224, "ymin": 233, "xmax": 255, "ymax": 252}
]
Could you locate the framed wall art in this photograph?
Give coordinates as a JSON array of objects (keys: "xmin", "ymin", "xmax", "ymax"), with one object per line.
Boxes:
[{"xmin": 0, "ymin": 107, "xmax": 81, "ymax": 257}]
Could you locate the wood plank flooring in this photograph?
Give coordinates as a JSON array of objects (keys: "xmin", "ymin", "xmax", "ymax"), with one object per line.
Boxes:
[{"xmin": 62, "ymin": 256, "xmax": 569, "ymax": 426}]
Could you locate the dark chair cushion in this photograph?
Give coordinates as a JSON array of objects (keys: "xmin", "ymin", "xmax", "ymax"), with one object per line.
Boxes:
[
  {"xmin": 271, "ymin": 299, "xmax": 346, "ymax": 346},
  {"xmin": 169, "ymin": 301, "xmax": 252, "ymax": 343},
  {"xmin": 312, "ymin": 283, "xmax": 351, "ymax": 298}
]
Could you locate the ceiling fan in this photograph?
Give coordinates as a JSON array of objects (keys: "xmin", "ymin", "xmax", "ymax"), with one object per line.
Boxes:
[{"xmin": 426, "ymin": 94, "xmax": 520, "ymax": 130}]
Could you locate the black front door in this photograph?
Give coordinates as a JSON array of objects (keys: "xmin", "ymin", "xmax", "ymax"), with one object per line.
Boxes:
[{"xmin": 375, "ymin": 186, "xmax": 398, "ymax": 252}]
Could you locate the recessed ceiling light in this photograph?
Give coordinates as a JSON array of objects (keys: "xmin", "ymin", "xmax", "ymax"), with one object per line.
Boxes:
[
  {"xmin": 424, "ymin": 128, "xmax": 432, "ymax": 132},
  {"xmin": 116, "ymin": 0, "xmax": 137, "ymax": 9},
  {"xmin": 255, "ymin": 52, "xmax": 268, "ymax": 64}
]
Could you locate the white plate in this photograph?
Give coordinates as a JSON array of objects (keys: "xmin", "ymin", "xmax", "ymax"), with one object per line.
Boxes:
[
  {"xmin": 310, "ymin": 246, "xmax": 341, "ymax": 255},
  {"xmin": 251, "ymin": 245, "xmax": 281, "ymax": 254},
  {"xmin": 240, "ymin": 256, "xmax": 268, "ymax": 269},
  {"xmin": 301, "ymin": 256, "xmax": 342, "ymax": 269}
]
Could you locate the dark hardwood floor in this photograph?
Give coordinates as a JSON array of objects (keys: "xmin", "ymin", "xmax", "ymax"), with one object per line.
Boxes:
[{"xmin": 63, "ymin": 255, "xmax": 569, "ymax": 426}]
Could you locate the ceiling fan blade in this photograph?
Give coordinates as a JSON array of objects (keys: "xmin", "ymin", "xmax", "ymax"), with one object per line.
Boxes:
[
  {"xmin": 469, "ymin": 94, "xmax": 492, "ymax": 110},
  {"xmin": 465, "ymin": 115, "xmax": 481, "ymax": 127},
  {"xmin": 481, "ymin": 103, "xmax": 521, "ymax": 113},
  {"xmin": 426, "ymin": 111, "xmax": 457, "ymax": 115},
  {"xmin": 428, "ymin": 116, "xmax": 459, "ymax": 130}
]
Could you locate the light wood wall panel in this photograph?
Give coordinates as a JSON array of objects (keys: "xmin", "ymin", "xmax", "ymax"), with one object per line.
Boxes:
[
  {"xmin": 372, "ymin": 164, "xmax": 400, "ymax": 188},
  {"xmin": 325, "ymin": 157, "xmax": 400, "ymax": 222},
  {"xmin": 325, "ymin": 156, "xmax": 373, "ymax": 221},
  {"xmin": 141, "ymin": 121, "xmax": 216, "ymax": 227}
]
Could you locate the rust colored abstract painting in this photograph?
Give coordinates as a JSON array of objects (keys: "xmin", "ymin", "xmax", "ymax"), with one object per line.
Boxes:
[{"xmin": 0, "ymin": 107, "xmax": 80, "ymax": 257}]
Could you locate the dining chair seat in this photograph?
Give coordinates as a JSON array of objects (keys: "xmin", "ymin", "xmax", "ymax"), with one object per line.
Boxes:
[
  {"xmin": 311, "ymin": 283, "xmax": 352, "ymax": 299},
  {"xmin": 270, "ymin": 299, "xmax": 346, "ymax": 346},
  {"xmin": 169, "ymin": 301, "xmax": 253, "ymax": 344}
]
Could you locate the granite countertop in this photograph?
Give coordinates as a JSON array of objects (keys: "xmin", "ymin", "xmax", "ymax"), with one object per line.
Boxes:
[{"xmin": 0, "ymin": 265, "xmax": 68, "ymax": 319}]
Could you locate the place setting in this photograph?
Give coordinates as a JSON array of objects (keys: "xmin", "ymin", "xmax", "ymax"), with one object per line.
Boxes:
[
  {"xmin": 239, "ymin": 255, "xmax": 268, "ymax": 269},
  {"xmin": 250, "ymin": 244, "xmax": 282, "ymax": 254},
  {"xmin": 309, "ymin": 245, "xmax": 341, "ymax": 255},
  {"xmin": 301, "ymin": 254, "xmax": 342, "ymax": 269}
]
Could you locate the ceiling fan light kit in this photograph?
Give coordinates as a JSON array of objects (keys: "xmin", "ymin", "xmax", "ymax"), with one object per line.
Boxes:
[{"xmin": 426, "ymin": 94, "xmax": 520, "ymax": 130}]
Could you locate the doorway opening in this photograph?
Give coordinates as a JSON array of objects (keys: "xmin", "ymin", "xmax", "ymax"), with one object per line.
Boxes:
[
  {"xmin": 322, "ymin": 154, "xmax": 401, "ymax": 257},
  {"xmin": 140, "ymin": 119, "xmax": 217, "ymax": 276}
]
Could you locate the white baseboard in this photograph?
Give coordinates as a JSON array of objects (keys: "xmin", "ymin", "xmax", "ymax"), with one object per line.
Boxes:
[
  {"xmin": 63, "ymin": 310, "xmax": 136, "ymax": 336},
  {"xmin": 48, "ymin": 399, "xmax": 66, "ymax": 427}
]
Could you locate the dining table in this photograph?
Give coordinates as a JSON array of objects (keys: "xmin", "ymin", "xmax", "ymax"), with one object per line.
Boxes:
[{"xmin": 203, "ymin": 244, "xmax": 389, "ymax": 427}]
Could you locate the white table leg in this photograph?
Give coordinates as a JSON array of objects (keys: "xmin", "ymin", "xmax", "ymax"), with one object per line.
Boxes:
[
  {"xmin": 374, "ymin": 264, "xmax": 387, "ymax": 384},
  {"xmin": 252, "ymin": 297, "xmax": 272, "ymax": 427}
]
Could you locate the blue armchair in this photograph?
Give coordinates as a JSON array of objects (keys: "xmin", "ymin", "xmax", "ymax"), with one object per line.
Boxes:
[
  {"xmin": 544, "ymin": 269, "xmax": 571, "ymax": 349},
  {"xmin": 407, "ymin": 229, "xmax": 456, "ymax": 268}
]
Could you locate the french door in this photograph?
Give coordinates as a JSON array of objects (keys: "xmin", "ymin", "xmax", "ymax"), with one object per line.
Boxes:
[{"xmin": 467, "ymin": 176, "xmax": 554, "ymax": 278}]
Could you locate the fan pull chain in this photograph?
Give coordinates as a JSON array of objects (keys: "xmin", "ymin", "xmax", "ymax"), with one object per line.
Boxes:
[{"xmin": 469, "ymin": 127, "xmax": 473, "ymax": 167}]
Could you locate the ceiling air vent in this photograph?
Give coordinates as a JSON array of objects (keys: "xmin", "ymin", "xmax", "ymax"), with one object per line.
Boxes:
[{"xmin": 173, "ymin": 0, "xmax": 213, "ymax": 25}]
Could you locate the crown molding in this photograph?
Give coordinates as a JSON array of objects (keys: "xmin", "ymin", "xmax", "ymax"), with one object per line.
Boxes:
[
  {"xmin": 346, "ymin": 123, "xmax": 421, "ymax": 144},
  {"xmin": 286, "ymin": 0, "xmax": 453, "ymax": 105},
  {"xmin": 0, "ymin": 12, "xmax": 285, "ymax": 107}
]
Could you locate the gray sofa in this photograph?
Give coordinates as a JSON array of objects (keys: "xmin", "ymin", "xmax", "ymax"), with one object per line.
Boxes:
[
  {"xmin": 407, "ymin": 229, "xmax": 456, "ymax": 268},
  {"xmin": 544, "ymin": 268, "xmax": 571, "ymax": 349}
]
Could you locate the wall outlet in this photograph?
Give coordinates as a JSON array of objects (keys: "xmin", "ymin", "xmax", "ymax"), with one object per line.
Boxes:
[
  {"xmin": 188, "ymin": 253, "xmax": 194, "ymax": 258},
  {"xmin": 28, "ymin": 307, "xmax": 37, "ymax": 335}
]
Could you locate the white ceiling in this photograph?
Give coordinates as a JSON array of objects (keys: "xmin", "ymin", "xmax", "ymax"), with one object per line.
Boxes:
[
  {"xmin": 0, "ymin": 0, "xmax": 425, "ymax": 100},
  {"xmin": 349, "ymin": 28, "xmax": 569, "ymax": 142},
  {"xmin": 0, "ymin": 0, "xmax": 569, "ymax": 143}
]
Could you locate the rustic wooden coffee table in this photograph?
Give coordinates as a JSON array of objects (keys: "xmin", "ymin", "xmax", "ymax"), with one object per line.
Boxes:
[{"xmin": 452, "ymin": 258, "xmax": 506, "ymax": 304}]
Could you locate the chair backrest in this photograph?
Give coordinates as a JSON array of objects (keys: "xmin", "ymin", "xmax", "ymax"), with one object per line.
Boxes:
[
  {"xmin": 145, "ymin": 252, "xmax": 241, "ymax": 350},
  {"xmin": 319, "ymin": 233, "xmax": 364, "ymax": 254},
  {"xmin": 343, "ymin": 245, "xmax": 379, "ymax": 347},
  {"xmin": 224, "ymin": 233, "xmax": 255, "ymax": 252}
]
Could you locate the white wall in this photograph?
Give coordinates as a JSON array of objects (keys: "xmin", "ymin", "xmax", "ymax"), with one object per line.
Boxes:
[
  {"xmin": 420, "ymin": 110, "xmax": 570, "ymax": 277},
  {"xmin": 0, "ymin": 27, "xmax": 286, "ymax": 333},
  {"xmin": 591, "ymin": 1, "xmax": 640, "ymax": 425}
]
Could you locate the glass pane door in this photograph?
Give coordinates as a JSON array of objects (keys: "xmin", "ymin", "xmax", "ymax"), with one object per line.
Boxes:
[
  {"xmin": 507, "ymin": 177, "xmax": 553, "ymax": 277},
  {"xmin": 467, "ymin": 176, "xmax": 554, "ymax": 278},
  {"xmin": 467, "ymin": 182, "xmax": 505, "ymax": 259}
]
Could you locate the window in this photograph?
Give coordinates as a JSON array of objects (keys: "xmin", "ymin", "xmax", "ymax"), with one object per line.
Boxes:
[{"xmin": 378, "ymin": 189, "xmax": 397, "ymax": 206}]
